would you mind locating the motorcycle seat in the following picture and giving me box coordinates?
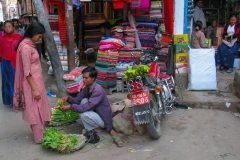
[160,73,171,79]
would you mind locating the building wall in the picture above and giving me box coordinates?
[174,0,185,34]
[0,2,3,21]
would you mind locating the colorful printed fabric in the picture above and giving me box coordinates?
[65,74,83,86]
[66,81,84,93]
[63,67,83,81]
[95,79,116,87]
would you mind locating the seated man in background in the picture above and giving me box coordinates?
[60,66,123,147]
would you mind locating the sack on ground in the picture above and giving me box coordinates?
[187,47,217,90]
[113,113,134,135]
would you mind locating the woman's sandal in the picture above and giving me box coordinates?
[226,68,233,73]
[113,136,123,147]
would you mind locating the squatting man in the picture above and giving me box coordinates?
[59,66,123,147]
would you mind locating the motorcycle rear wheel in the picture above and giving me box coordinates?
[147,93,163,139]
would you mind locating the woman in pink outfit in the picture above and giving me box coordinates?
[13,22,51,144]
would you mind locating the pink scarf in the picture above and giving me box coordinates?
[13,38,35,112]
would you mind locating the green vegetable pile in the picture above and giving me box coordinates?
[41,127,77,153]
[49,101,79,126]
[122,65,150,79]
[55,100,64,109]
[50,109,80,126]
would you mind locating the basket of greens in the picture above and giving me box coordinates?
[41,127,86,153]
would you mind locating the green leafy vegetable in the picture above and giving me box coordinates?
[123,65,150,79]
[41,127,78,153]
[51,109,79,123]
[49,101,80,126]
[55,100,64,109]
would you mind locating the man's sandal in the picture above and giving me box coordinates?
[113,136,123,147]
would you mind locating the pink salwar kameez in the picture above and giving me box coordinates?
[13,38,51,143]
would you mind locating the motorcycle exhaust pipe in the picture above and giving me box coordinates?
[165,105,173,114]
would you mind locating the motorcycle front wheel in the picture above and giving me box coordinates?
[146,93,163,139]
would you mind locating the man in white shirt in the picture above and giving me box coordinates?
[193,0,206,30]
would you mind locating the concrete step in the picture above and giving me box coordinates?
[175,70,240,111]
[175,89,240,111]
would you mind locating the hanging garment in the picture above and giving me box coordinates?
[58,2,67,45]
[43,0,50,16]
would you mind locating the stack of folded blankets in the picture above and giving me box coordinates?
[123,26,136,49]
[98,37,125,52]
[150,1,162,20]
[118,49,143,61]
[48,15,59,31]
[116,61,134,78]
[47,31,69,75]
[95,51,119,87]
[117,49,143,78]
[95,37,125,88]
[95,66,118,87]
[121,22,158,51]
[96,50,119,68]
[111,26,124,40]
[58,45,68,70]
[112,26,136,50]
[137,22,158,51]
[63,67,85,93]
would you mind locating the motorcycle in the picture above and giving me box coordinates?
[126,53,175,139]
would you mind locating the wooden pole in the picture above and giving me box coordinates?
[75,8,80,49]
[65,0,76,72]
[31,0,34,21]
[32,0,68,97]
